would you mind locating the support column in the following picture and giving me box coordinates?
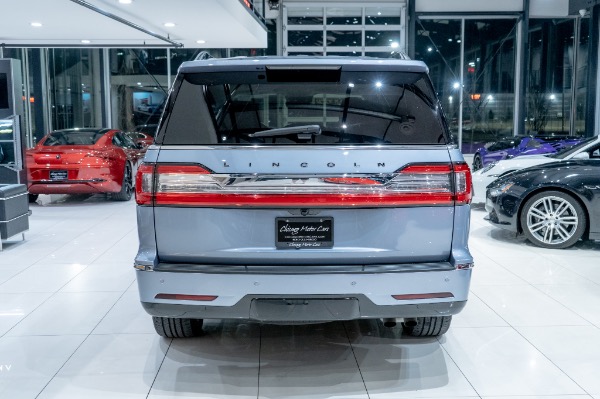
[30,49,46,144]
[585,4,599,137]
[570,17,580,136]
[102,48,111,128]
[407,0,416,59]
[515,0,530,136]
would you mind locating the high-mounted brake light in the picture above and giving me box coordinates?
[136,162,473,208]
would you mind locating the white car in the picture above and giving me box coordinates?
[472,136,600,203]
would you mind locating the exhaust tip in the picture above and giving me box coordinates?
[403,318,418,328]
[383,318,397,328]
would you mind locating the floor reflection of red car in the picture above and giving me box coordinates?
[26,128,144,201]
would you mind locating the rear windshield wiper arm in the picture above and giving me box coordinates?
[249,125,322,138]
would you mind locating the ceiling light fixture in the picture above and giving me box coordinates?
[164,22,176,27]
[81,40,91,44]
[118,0,133,4]
[196,40,206,44]
[30,22,42,27]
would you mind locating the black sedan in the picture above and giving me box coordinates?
[485,160,600,248]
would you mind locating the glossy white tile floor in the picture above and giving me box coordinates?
[1,194,600,399]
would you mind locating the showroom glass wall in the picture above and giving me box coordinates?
[415,14,592,153]
[415,18,518,152]
[527,18,590,137]
[283,3,407,57]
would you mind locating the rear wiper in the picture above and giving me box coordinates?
[249,125,321,139]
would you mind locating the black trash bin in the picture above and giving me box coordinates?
[0,184,29,241]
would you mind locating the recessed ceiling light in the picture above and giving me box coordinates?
[196,40,206,44]
[164,22,176,27]
[118,0,133,4]
[30,22,42,27]
[81,40,91,44]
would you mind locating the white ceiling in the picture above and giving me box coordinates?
[0,0,268,48]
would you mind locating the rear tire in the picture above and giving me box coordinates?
[403,316,452,337]
[153,317,204,338]
[112,163,133,201]
[472,154,483,171]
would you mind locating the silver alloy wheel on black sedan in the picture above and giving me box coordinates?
[520,190,587,249]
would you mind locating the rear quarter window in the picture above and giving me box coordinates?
[43,130,106,146]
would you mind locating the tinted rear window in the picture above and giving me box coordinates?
[157,69,448,145]
[43,130,105,146]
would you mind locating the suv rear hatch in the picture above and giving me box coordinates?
[137,58,470,266]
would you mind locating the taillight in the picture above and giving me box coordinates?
[135,163,155,205]
[137,162,473,207]
[452,162,472,205]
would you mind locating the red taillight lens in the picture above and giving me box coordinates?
[139,162,473,208]
[452,162,472,205]
[135,163,155,205]
[400,164,452,174]
[321,177,383,185]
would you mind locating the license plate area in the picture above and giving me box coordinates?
[49,170,68,181]
[276,217,333,249]
[249,298,359,321]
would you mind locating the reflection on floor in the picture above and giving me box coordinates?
[0,194,599,398]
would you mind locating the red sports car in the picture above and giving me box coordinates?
[27,128,144,201]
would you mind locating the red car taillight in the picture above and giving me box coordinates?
[136,162,472,207]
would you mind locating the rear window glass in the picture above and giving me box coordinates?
[157,70,448,145]
[43,130,105,146]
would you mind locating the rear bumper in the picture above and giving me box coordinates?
[135,266,472,321]
[28,180,120,194]
[142,297,467,321]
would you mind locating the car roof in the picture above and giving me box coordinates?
[178,56,428,74]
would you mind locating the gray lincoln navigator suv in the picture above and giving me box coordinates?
[134,56,473,338]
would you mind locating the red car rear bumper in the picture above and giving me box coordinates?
[28,179,122,194]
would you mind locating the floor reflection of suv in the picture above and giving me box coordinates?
[134,57,474,338]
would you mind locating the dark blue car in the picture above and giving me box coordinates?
[472,135,581,170]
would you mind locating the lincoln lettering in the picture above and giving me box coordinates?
[221,162,386,168]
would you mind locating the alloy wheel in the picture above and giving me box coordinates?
[526,195,578,245]
[124,165,132,197]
